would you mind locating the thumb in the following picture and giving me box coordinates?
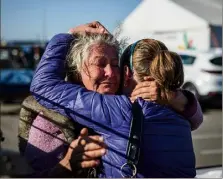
[79,128,88,137]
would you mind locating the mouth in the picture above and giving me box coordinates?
[102,83,116,87]
[101,82,116,85]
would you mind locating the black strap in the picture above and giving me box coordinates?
[121,101,143,177]
[127,101,143,165]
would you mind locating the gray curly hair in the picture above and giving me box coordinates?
[66,33,122,78]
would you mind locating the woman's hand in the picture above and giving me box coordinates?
[59,128,106,172]
[68,21,110,35]
[130,76,159,102]
[130,76,188,112]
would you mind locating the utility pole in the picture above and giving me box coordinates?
[42,8,47,44]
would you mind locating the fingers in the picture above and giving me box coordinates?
[131,79,159,102]
[69,135,106,169]
[130,93,157,102]
[132,86,156,97]
[88,21,101,28]
[84,27,103,34]
[88,135,104,143]
[133,80,156,92]
[68,21,110,35]
[132,82,158,96]
[75,148,106,161]
[71,135,105,150]
[78,160,100,168]
[66,133,106,164]
[71,135,105,155]
[81,135,105,151]
[89,21,110,34]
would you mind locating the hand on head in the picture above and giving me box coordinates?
[130,76,159,102]
[68,21,110,35]
[59,128,106,173]
[130,76,187,111]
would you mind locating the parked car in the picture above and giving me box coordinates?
[175,48,222,105]
[196,166,222,178]
[0,46,34,102]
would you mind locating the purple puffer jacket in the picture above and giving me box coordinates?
[30,33,198,178]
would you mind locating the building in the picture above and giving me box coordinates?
[116,0,222,50]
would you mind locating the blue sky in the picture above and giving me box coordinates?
[1,0,140,41]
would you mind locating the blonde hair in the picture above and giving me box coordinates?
[132,39,184,103]
[66,33,121,82]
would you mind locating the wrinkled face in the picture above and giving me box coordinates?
[80,43,120,94]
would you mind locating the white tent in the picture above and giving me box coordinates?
[116,0,222,50]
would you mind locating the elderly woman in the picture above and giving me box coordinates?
[28,22,202,177]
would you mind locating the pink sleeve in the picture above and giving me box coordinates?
[24,113,67,171]
[27,114,66,153]
[181,90,203,131]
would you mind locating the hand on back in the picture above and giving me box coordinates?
[59,128,106,174]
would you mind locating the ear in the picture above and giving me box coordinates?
[124,65,133,85]
[125,65,133,78]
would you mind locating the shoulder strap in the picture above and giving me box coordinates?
[121,101,143,178]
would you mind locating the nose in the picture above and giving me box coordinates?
[104,64,115,78]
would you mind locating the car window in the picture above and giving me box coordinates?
[210,56,222,66]
[179,55,196,65]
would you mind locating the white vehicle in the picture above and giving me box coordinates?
[174,48,222,104]
[196,166,222,178]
